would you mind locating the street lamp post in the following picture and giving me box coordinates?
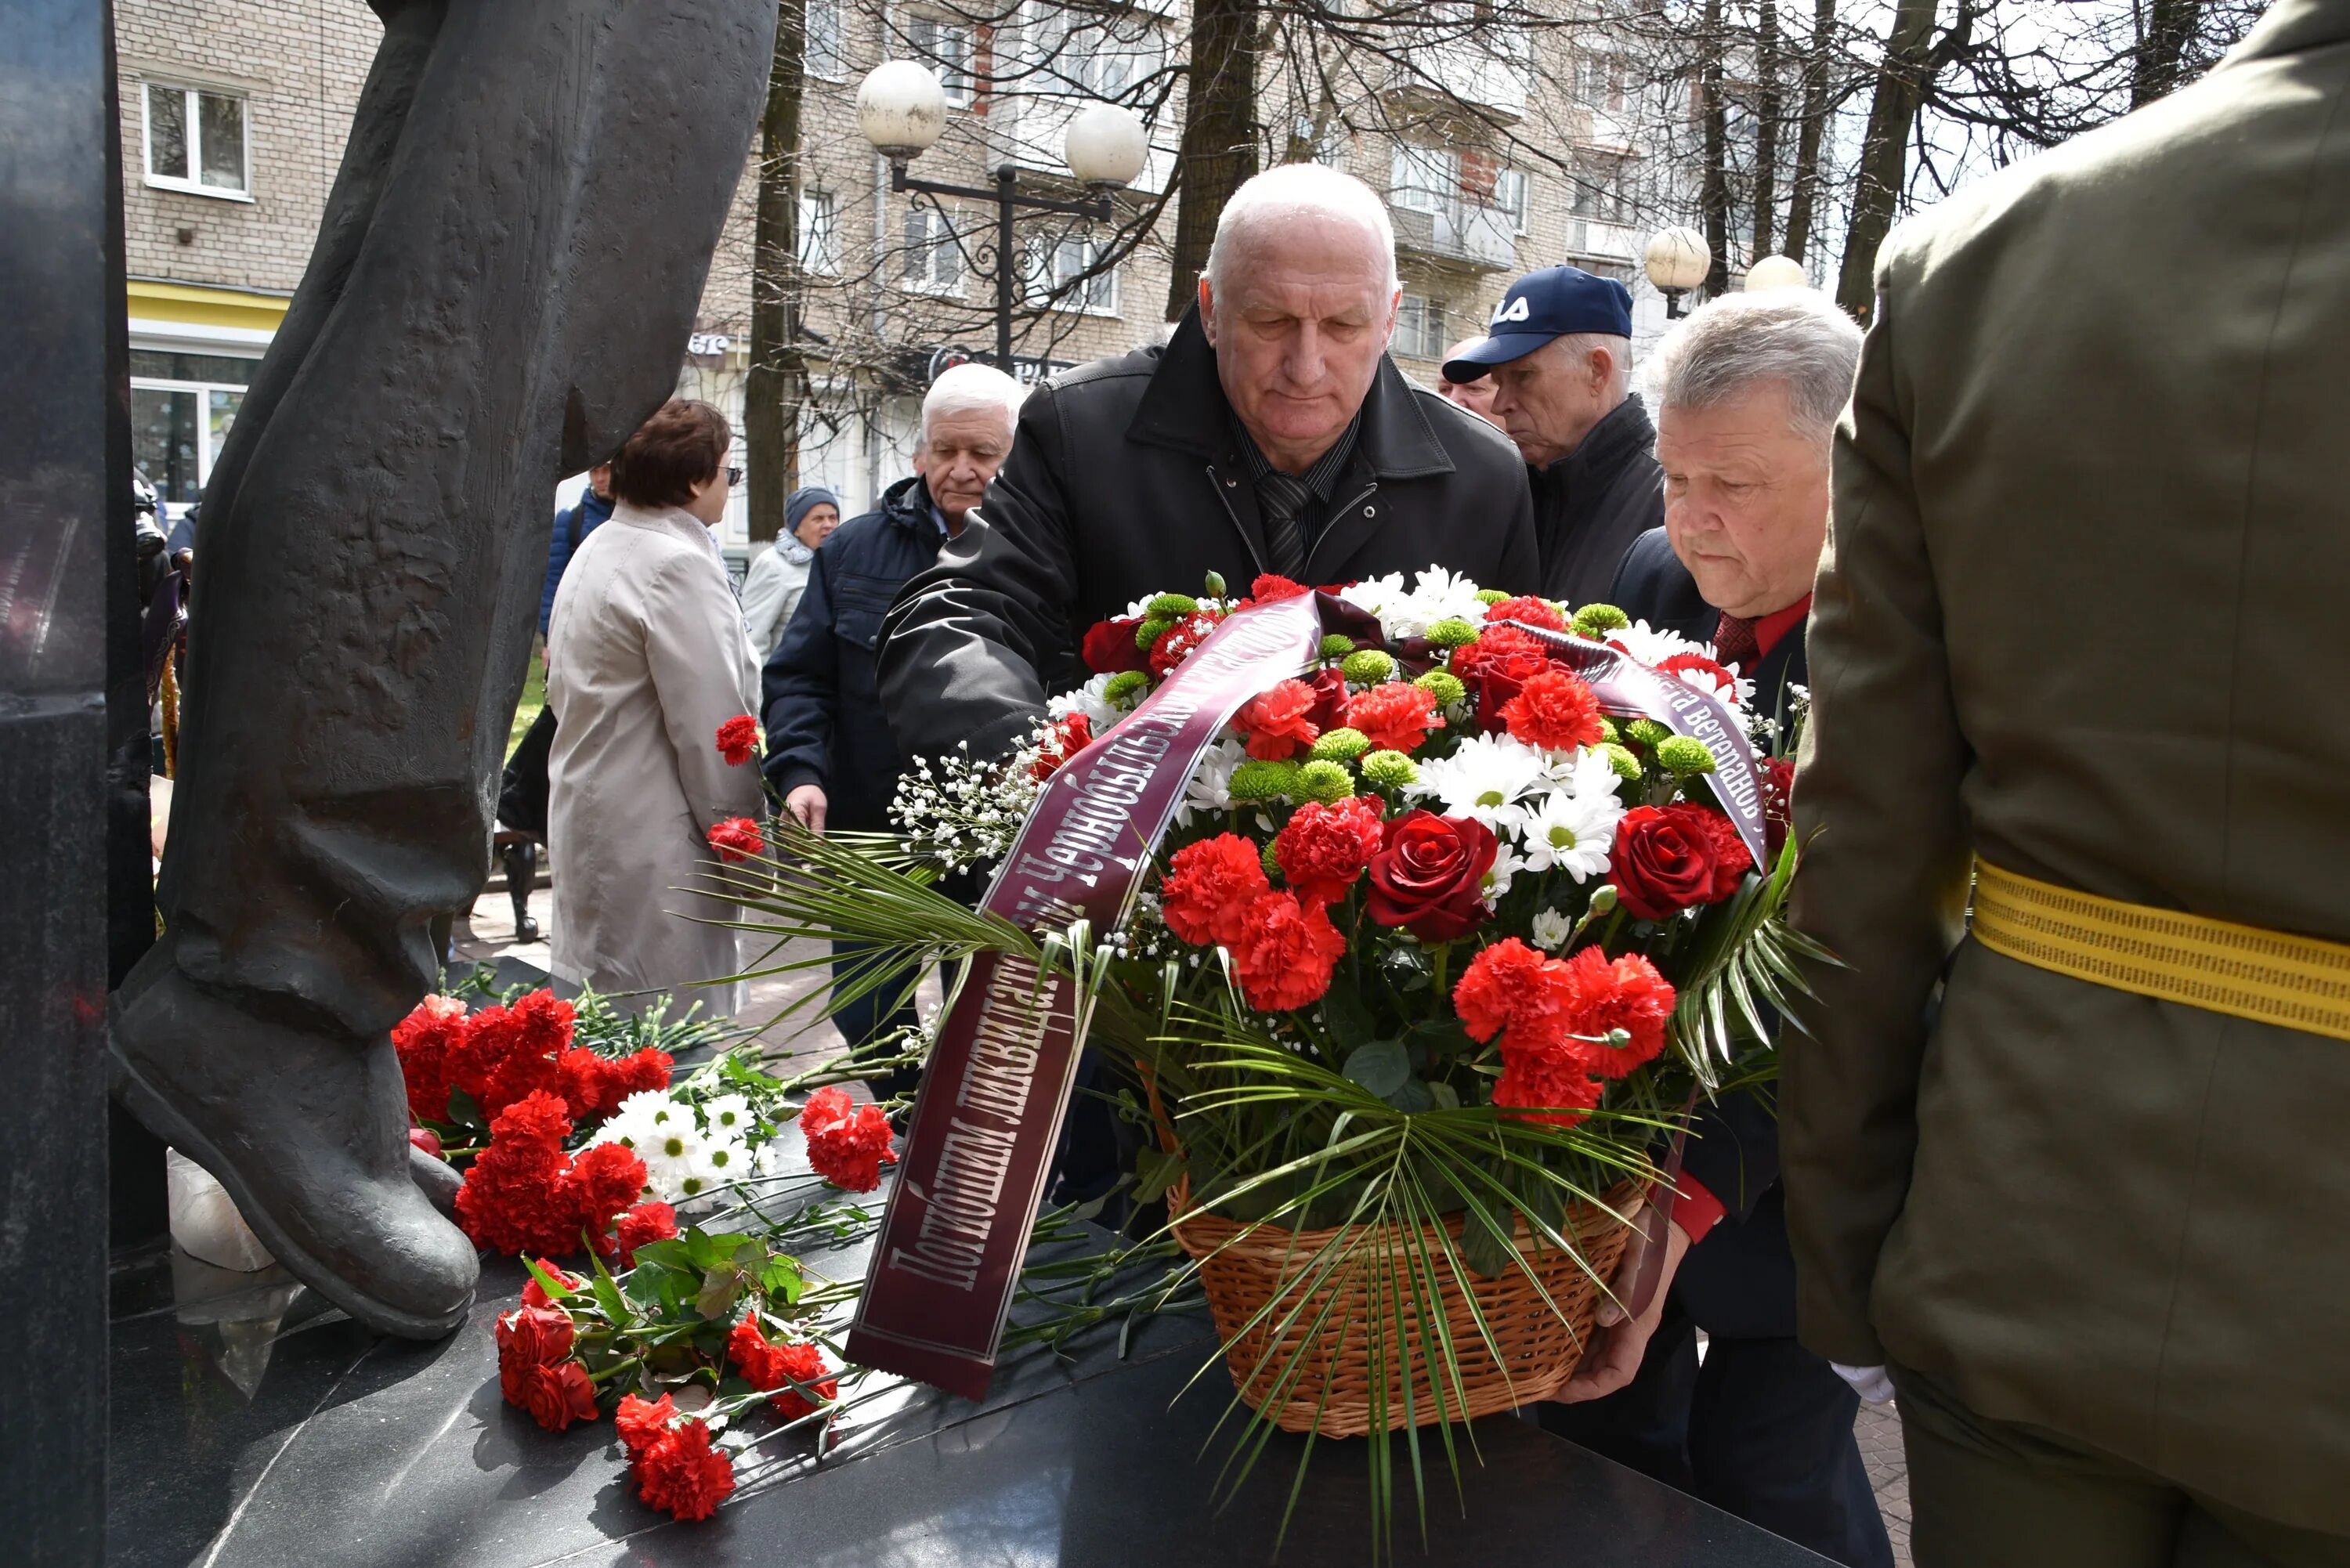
[857,65,1147,375]
[1643,226,1712,320]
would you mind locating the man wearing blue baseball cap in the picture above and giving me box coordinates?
[1444,264,1661,606]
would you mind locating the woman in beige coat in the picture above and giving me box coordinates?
[546,400,762,1017]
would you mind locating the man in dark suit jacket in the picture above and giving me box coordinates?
[1539,290,1889,1568]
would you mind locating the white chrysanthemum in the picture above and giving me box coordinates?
[1335,571,1409,635]
[1408,732,1549,832]
[1674,663,1755,710]
[1484,838,1530,901]
[677,1136,752,1210]
[1531,908,1573,952]
[1398,566,1486,630]
[1519,783,1624,883]
[636,1118,709,1206]
[1611,619,1715,669]
[1122,594,1159,619]
[1175,735,1249,828]
[589,1089,687,1156]
[1047,671,1120,730]
[699,1093,754,1140]
[1339,566,1485,641]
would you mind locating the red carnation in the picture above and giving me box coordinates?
[1029,712,1093,781]
[569,1140,651,1230]
[1608,804,1753,920]
[1274,796,1384,905]
[1345,681,1442,754]
[1492,1055,1605,1128]
[728,1316,840,1421]
[707,817,765,863]
[614,1201,678,1268]
[715,714,761,765]
[1452,937,1580,1059]
[1249,574,1311,602]
[1230,891,1346,1011]
[634,1418,735,1521]
[1483,595,1569,632]
[1364,811,1496,942]
[1558,947,1676,1077]
[1148,610,1226,677]
[1657,651,1741,694]
[453,989,577,1121]
[1235,679,1321,759]
[392,994,470,1126]
[799,1085,899,1191]
[559,1046,674,1125]
[1499,669,1607,751]
[521,1260,586,1309]
[1082,617,1150,674]
[455,1090,650,1257]
[1158,834,1271,946]
[615,1392,677,1457]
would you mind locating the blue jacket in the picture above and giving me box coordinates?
[540,488,615,634]
[1611,526,1808,1340]
[761,475,952,833]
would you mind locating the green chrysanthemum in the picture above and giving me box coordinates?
[1341,649,1396,684]
[1135,616,1173,650]
[1358,750,1419,789]
[1625,717,1674,750]
[1598,742,1644,781]
[1311,727,1372,761]
[1655,735,1718,775]
[1227,759,1300,803]
[1146,592,1198,618]
[1318,633,1358,659]
[1596,715,1620,745]
[1103,670,1149,707]
[1260,839,1283,880]
[1572,602,1631,637]
[1473,589,1509,605]
[1424,617,1480,649]
[1415,669,1467,706]
[1296,759,1354,803]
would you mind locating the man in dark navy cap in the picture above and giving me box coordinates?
[1444,265,1661,606]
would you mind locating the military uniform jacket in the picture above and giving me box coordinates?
[1785,0,2350,1534]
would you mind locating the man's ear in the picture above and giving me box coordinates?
[1197,276,1217,345]
[1383,287,1401,350]
[1589,342,1618,392]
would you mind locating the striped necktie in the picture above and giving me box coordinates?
[1256,470,1311,580]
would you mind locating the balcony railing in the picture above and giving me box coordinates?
[1391,200,1520,271]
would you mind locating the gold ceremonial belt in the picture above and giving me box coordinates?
[1972,858,2350,1042]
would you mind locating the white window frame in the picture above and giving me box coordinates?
[128,349,260,502]
[805,0,847,81]
[1025,234,1120,316]
[1493,168,1531,235]
[898,205,965,295]
[798,190,839,275]
[1389,143,1459,215]
[1394,293,1447,360]
[908,15,974,107]
[1023,3,1164,99]
[141,80,252,201]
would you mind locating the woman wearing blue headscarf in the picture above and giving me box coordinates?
[740,485,840,656]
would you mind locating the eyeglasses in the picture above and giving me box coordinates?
[725,466,743,487]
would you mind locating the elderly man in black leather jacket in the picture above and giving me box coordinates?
[880,164,1537,764]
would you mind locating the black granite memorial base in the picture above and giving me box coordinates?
[110,1241,1830,1567]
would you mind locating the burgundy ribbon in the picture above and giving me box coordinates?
[847,593,1325,1397]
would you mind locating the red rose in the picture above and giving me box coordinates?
[1235,679,1320,759]
[1159,835,1271,946]
[1274,796,1384,905]
[496,1304,580,1418]
[1231,891,1347,1011]
[1302,667,1352,732]
[799,1084,898,1191]
[1759,755,1795,863]
[1249,574,1311,602]
[616,1392,678,1457]
[1559,948,1676,1077]
[1082,617,1150,674]
[634,1418,735,1521]
[707,817,765,863]
[714,714,760,765]
[1498,670,1606,751]
[1452,937,1578,1057]
[1345,681,1442,753]
[1451,627,1552,726]
[1657,651,1741,695]
[407,1126,443,1158]
[1149,610,1226,677]
[1364,811,1496,941]
[1482,595,1569,632]
[1607,804,1753,920]
[614,1200,678,1268]
[515,1359,599,1432]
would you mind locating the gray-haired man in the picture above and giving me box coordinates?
[1540,290,1892,1568]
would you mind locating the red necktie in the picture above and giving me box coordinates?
[1712,611,1759,672]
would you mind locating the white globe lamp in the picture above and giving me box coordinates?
[1063,104,1148,190]
[1744,255,1810,292]
[1643,226,1712,294]
[856,61,949,161]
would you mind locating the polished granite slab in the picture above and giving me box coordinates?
[110,1244,1831,1567]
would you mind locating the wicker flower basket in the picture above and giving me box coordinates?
[1168,1177,1647,1439]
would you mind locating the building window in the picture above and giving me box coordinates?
[143,81,249,197]
[901,206,963,291]
[1573,52,1626,112]
[1494,168,1530,234]
[806,0,846,80]
[1390,143,1459,214]
[1290,114,1348,168]
[130,349,256,504]
[1394,294,1448,360]
[1026,4,1162,99]
[1025,235,1119,316]
[1569,155,1630,223]
[908,16,974,106]
[799,190,838,274]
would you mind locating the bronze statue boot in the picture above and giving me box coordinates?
[110,970,479,1339]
